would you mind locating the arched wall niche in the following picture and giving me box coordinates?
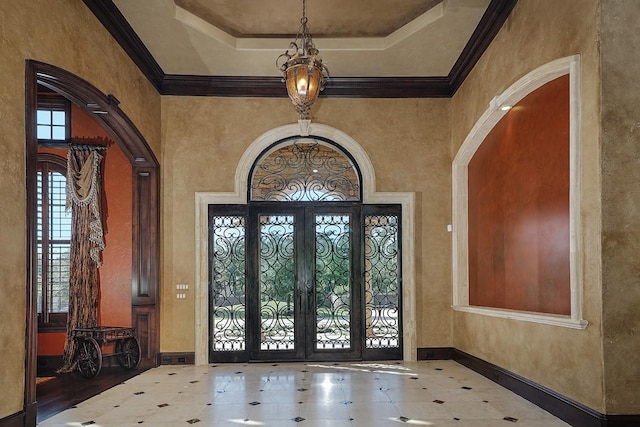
[24,60,160,421]
[195,122,417,363]
[451,55,587,329]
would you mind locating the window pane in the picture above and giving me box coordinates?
[51,125,66,140]
[38,163,71,318]
[37,110,51,125]
[52,110,65,126]
[36,172,43,240]
[48,243,70,313]
[48,172,71,239]
[37,125,51,139]
[37,108,67,141]
[36,243,43,314]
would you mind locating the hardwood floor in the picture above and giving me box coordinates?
[36,367,145,423]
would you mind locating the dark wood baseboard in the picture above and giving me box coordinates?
[605,415,640,427]
[416,347,454,360]
[417,347,640,427]
[451,349,604,427]
[0,410,23,427]
[158,352,195,365]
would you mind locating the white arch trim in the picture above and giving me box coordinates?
[195,122,417,364]
[451,55,587,329]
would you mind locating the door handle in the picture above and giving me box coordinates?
[307,287,313,315]
[298,291,303,314]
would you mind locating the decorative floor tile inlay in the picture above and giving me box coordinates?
[37,361,572,427]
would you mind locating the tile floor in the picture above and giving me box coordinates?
[38,360,571,427]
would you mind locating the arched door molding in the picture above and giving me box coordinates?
[195,122,416,364]
[24,60,160,423]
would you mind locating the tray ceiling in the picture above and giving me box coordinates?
[85,0,517,97]
[112,0,491,77]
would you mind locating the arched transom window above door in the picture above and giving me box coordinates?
[249,137,362,202]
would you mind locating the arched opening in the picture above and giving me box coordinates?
[24,61,160,422]
[195,123,417,364]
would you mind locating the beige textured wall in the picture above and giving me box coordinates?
[450,0,604,411]
[160,96,452,352]
[600,0,640,414]
[0,0,160,419]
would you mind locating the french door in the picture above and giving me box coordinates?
[209,203,401,362]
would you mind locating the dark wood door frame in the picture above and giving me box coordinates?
[24,60,160,426]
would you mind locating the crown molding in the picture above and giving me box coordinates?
[159,74,453,98]
[83,0,518,98]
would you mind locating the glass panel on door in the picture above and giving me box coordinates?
[210,215,246,353]
[364,213,401,350]
[314,214,351,350]
[259,215,296,351]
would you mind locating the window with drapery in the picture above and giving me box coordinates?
[37,154,71,329]
[57,144,107,373]
[36,91,72,329]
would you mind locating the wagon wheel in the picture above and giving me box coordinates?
[76,337,102,378]
[115,337,141,369]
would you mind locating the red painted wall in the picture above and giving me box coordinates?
[37,104,133,355]
[468,75,570,315]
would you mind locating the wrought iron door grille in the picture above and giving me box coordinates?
[364,214,400,349]
[314,214,352,350]
[250,141,360,202]
[210,215,246,352]
[259,215,296,350]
